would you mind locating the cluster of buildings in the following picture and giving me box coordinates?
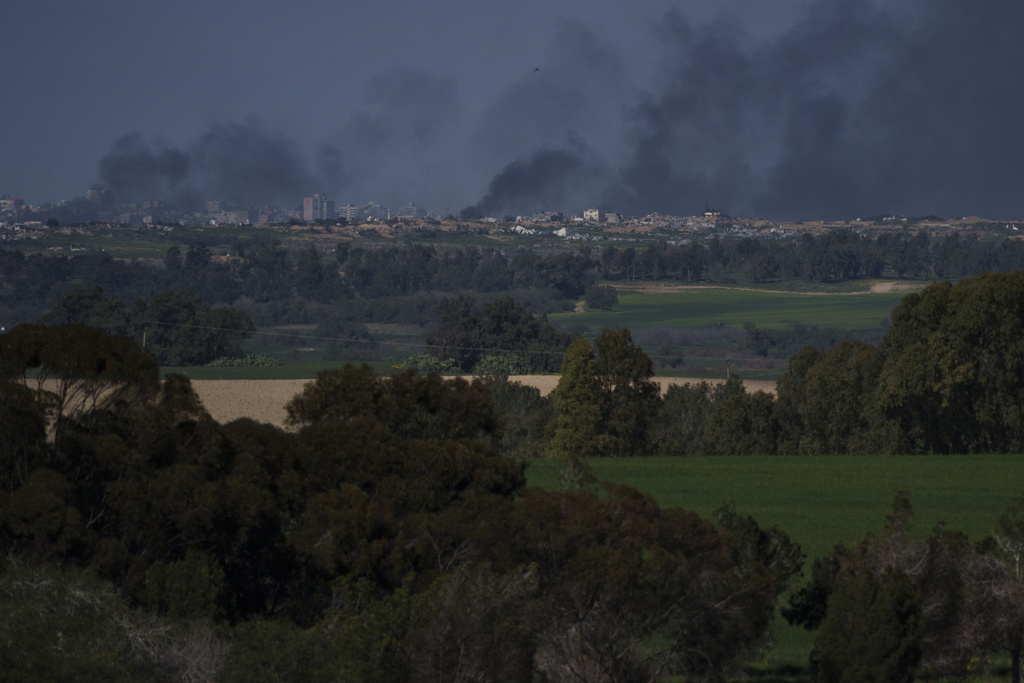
[3,185,666,231]
[0,186,441,228]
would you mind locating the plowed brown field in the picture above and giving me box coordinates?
[191,376,776,429]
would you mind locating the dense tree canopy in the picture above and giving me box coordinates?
[0,330,805,679]
[877,271,1024,453]
[131,289,254,366]
[11,315,1024,677]
[425,294,573,373]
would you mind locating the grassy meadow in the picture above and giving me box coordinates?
[527,454,1024,672]
[551,286,909,333]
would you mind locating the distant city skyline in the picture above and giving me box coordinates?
[4,1,1024,221]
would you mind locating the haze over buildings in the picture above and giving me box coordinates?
[3,0,1024,222]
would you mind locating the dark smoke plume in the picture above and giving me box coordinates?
[98,133,189,202]
[461,144,607,219]
[99,120,344,208]
[338,67,461,208]
[612,0,1024,219]
[469,0,1024,221]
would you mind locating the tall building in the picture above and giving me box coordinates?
[302,194,334,222]
[339,204,360,222]
[393,202,426,219]
[86,184,110,205]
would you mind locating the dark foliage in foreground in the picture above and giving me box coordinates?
[0,327,798,680]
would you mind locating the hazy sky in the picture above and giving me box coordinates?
[3,0,1022,220]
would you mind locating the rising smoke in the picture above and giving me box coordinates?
[99,120,344,209]
[461,142,609,219]
[468,0,1024,220]
[96,0,1024,221]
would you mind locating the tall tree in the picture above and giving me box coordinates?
[594,328,659,457]
[131,289,254,366]
[547,339,606,462]
[957,501,1024,683]
[810,565,924,683]
[877,272,1024,453]
[798,340,882,455]
[0,323,159,442]
[37,286,130,337]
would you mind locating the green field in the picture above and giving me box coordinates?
[527,455,1022,561]
[551,286,910,333]
[526,455,1024,672]
[186,285,917,381]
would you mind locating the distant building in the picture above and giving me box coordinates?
[339,203,360,222]
[303,194,335,222]
[215,209,253,225]
[360,202,389,221]
[523,211,563,223]
[583,208,604,222]
[605,213,622,224]
[393,202,426,219]
[86,184,110,206]
[0,196,25,213]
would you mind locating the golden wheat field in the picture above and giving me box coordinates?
[191,377,777,429]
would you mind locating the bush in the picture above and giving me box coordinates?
[584,284,618,310]
[474,352,531,377]
[206,354,281,368]
[403,353,460,374]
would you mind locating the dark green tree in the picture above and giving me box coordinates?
[957,501,1024,683]
[285,365,503,444]
[797,340,882,455]
[547,338,606,463]
[651,381,715,456]
[876,272,1024,453]
[0,378,47,490]
[0,561,211,682]
[131,289,254,366]
[37,285,130,337]
[481,375,553,459]
[594,327,660,457]
[584,284,618,310]
[424,293,481,371]
[787,492,975,679]
[704,389,779,455]
[810,565,923,683]
[499,485,797,681]
[774,345,822,454]
[0,323,159,443]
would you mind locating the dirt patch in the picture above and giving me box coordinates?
[868,281,922,294]
[190,376,776,430]
[192,379,310,428]
[620,281,922,296]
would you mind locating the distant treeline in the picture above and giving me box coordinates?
[542,271,1024,457]
[3,229,1024,328]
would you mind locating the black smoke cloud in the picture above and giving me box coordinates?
[97,1,1024,221]
[469,0,1024,221]
[338,68,461,207]
[460,22,631,217]
[461,143,608,219]
[100,120,345,208]
[98,133,189,202]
